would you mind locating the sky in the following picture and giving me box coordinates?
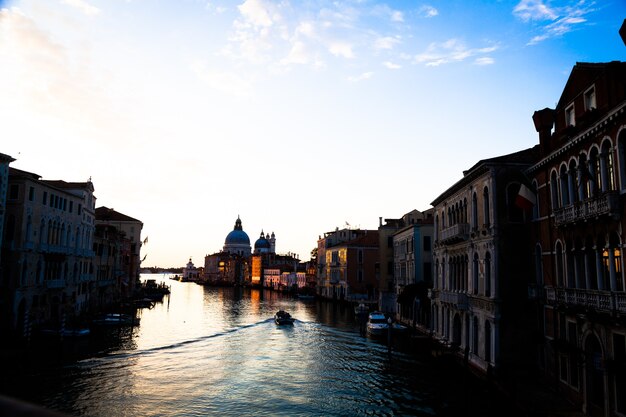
[1,0,625,267]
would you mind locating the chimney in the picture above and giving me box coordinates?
[379,217,383,227]
[532,108,555,154]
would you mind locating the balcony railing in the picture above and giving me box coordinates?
[545,287,626,314]
[553,192,619,226]
[427,289,439,299]
[440,223,470,244]
[439,290,469,310]
[45,279,66,289]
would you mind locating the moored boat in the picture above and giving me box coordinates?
[92,313,140,327]
[274,310,295,325]
[366,311,389,336]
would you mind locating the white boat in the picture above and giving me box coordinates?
[366,312,389,336]
[92,313,140,327]
[274,310,295,325]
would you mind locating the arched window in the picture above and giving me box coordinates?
[565,240,575,288]
[434,215,439,241]
[610,232,623,292]
[590,147,602,195]
[578,153,590,200]
[473,253,479,294]
[25,215,32,244]
[556,241,565,287]
[601,140,615,191]
[485,252,491,297]
[560,164,570,206]
[472,192,478,230]
[550,170,560,209]
[472,316,479,354]
[483,187,490,227]
[568,159,578,204]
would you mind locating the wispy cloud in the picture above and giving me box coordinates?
[374,36,400,50]
[513,0,595,45]
[348,71,373,82]
[474,57,495,65]
[328,41,354,58]
[414,39,499,67]
[383,61,401,69]
[61,0,101,16]
[419,5,439,18]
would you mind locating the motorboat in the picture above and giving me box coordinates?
[366,311,389,336]
[92,313,140,327]
[274,310,295,325]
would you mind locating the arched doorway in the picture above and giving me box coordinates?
[584,333,605,416]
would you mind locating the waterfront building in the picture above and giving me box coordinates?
[1,168,96,337]
[393,210,434,328]
[527,61,626,416]
[182,257,200,281]
[92,222,130,312]
[0,153,15,271]
[430,146,539,374]
[95,207,143,299]
[317,228,378,301]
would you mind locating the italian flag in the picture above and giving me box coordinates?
[515,183,536,211]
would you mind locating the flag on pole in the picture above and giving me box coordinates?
[515,184,536,211]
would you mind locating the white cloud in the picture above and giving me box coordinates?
[383,61,401,69]
[513,0,556,22]
[374,36,400,50]
[420,5,439,18]
[328,41,354,58]
[474,57,495,65]
[414,38,499,66]
[348,71,373,82]
[514,0,595,45]
[61,0,100,16]
[390,10,404,22]
[237,0,277,28]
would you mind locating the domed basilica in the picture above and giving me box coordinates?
[223,216,252,256]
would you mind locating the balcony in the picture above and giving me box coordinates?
[45,279,66,289]
[440,223,470,244]
[553,192,620,227]
[440,290,468,310]
[545,287,626,314]
[427,289,439,299]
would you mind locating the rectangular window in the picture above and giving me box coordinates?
[9,184,18,200]
[69,201,73,213]
[78,204,82,215]
[584,86,596,111]
[43,191,47,205]
[565,104,575,127]
[424,236,431,251]
[357,269,363,283]
[28,186,34,201]
[423,262,432,282]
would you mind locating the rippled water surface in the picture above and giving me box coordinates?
[3,274,514,416]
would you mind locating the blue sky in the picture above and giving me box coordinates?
[1,0,625,267]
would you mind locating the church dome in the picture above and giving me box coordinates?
[224,216,250,246]
[254,231,271,249]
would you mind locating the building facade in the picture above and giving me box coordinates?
[1,168,96,337]
[527,61,626,417]
[95,207,143,299]
[393,214,433,327]
[0,153,15,271]
[430,147,539,375]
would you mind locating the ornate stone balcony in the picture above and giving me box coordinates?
[553,191,620,226]
[545,287,626,314]
[440,223,470,244]
[439,290,469,310]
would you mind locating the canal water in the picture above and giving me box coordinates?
[2,274,518,416]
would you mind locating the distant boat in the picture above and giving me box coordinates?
[274,310,295,325]
[366,312,408,336]
[92,313,140,327]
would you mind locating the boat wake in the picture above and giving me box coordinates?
[78,318,277,364]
